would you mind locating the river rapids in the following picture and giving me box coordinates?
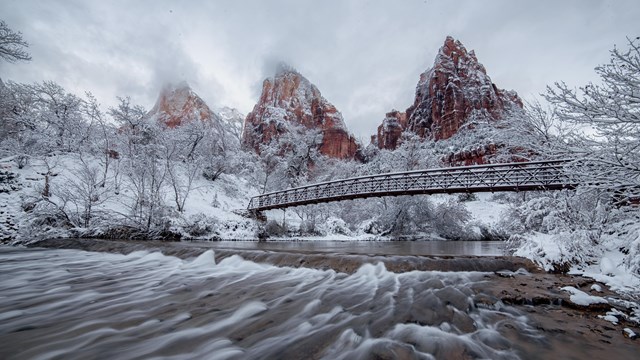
[0,246,558,360]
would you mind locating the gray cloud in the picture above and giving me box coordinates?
[1,0,638,140]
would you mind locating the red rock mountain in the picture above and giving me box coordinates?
[146,82,244,145]
[373,110,408,151]
[375,36,522,150]
[242,68,360,160]
[147,82,216,128]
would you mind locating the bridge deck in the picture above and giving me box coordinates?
[247,159,576,212]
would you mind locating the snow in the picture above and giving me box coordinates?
[590,284,603,292]
[560,286,609,306]
[512,229,640,298]
[513,232,563,272]
[600,314,619,324]
[571,246,640,296]
[463,193,508,226]
[623,328,637,339]
[597,308,626,325]
[1,154,260,243]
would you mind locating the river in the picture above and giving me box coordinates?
[183,240,506,257]
[0,242,637,359]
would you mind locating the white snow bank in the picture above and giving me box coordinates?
[463,193,509,226]
[560,286,609,306]
[512,232,563,272]
[571,252,640,296]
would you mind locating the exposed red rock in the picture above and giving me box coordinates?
[147,82,215,128]
[444,144,499,166]
[242,68,360,160]
[376,36,523,152]
[372,110,407,150]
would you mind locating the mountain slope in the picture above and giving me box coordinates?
[242,67,360,160]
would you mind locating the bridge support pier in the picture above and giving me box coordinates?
[248,210,267,222]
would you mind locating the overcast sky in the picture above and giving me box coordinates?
[1,0,638,141]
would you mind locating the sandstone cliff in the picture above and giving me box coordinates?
[376,36,522,152]
[146,82,243,142]
[242,67,360,160]
[148,82,216,128]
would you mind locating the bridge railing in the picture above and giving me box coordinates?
[248,159,575,211]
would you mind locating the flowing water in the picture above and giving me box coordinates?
[185,240,506,257]
[0,246,551,360]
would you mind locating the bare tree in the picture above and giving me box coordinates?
[0,20,31,63]
[27,81,86,152]
[546,37,640,202]
[56,155,112,227]
[108,96,148,157]
[158,128,201,213]
[83,92,115,187]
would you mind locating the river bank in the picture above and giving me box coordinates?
[3,239,638,359]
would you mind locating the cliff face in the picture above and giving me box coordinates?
[147,82,216,128]
[376,36,522,151]
[146,83,244,145]
[372,110,407,150]
[242,68,360,160]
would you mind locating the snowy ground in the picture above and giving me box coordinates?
[0,154,260,242]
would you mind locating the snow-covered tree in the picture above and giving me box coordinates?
[0,20,31,63]
[0,81,95,166]
[55,155,112,228]
[28,81,88,152]
[500,38,640,275]
[256,123,323,192]
[82,92,117,188]
[157,123,204,213]
[490,100,573,162]
[546,37,640,201]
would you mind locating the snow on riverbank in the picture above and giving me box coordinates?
[513,227,640,299]
[3,155,639,300]
[0,154,260,243]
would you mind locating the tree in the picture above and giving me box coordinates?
[157,124,202,213]
[489,100,573,162]
[500,38,640,274]
[27,81,87,152]
[55,155,112,228]
[0,20,31,63]
[83,92,116,188]
[256,124,323,193]
[546,37,640,202]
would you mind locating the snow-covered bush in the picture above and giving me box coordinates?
[432,199,473,240]
[298,219,319,236]
[318,216,352,236]
[457,193,477,202]
[508,231,600,273]
[0,170,20,193]
[265,220,287,237]
[358,219,384,235]
[183,213,219,237]
[500,190,624,272]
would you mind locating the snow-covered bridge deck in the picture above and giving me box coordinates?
[247,159,575,212]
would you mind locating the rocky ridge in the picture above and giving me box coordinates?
[146,82,243,142]
[375,36,523,154]
[147,82,217,128]
[241,67,360,160]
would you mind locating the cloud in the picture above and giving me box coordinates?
[1,0,639,139]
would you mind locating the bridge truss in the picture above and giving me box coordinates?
[247,159,576,212]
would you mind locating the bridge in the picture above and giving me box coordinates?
[247,159,576,212]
